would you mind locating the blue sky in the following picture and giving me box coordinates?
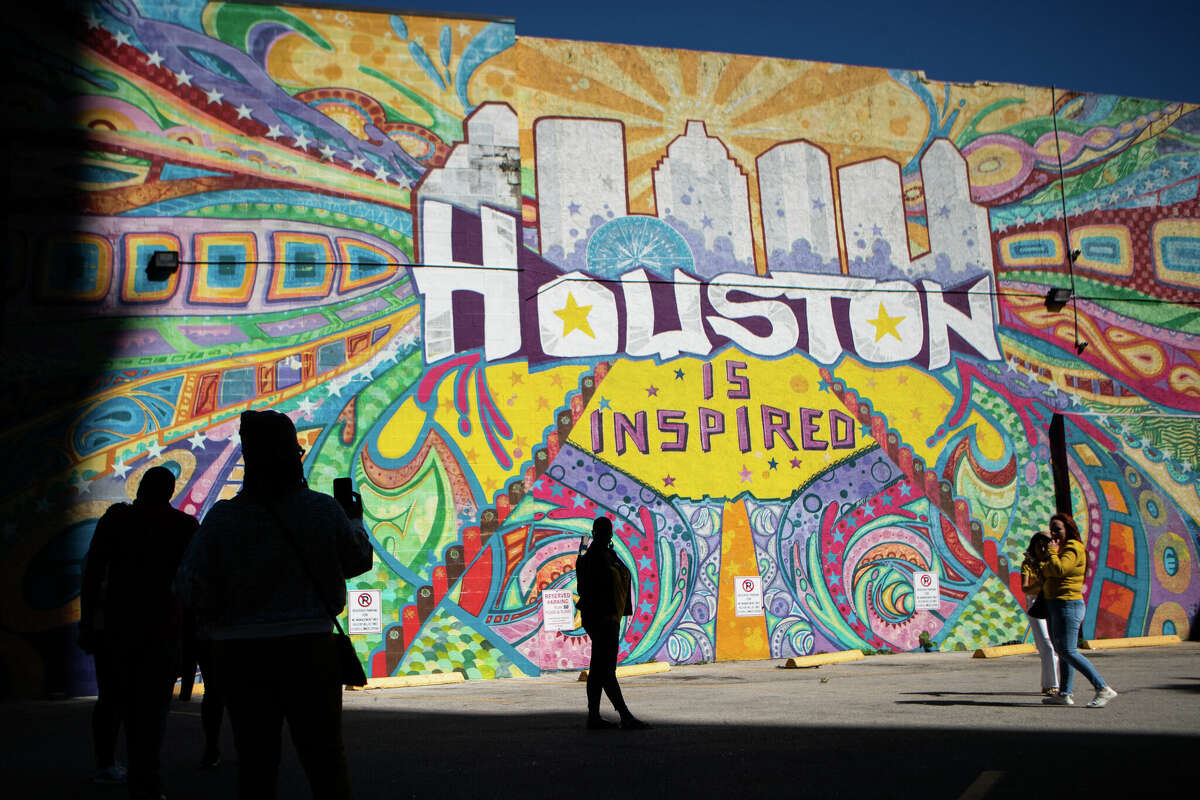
[349,0,1199,103]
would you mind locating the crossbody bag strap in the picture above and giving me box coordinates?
[257,498,348,636]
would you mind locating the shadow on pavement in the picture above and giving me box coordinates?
[2,701,1195,799]
[895,698,1047,708]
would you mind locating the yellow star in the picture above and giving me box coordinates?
[554,293,595,338]
[867,303,905,342]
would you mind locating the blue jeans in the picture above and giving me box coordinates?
[1046,598,1107,695]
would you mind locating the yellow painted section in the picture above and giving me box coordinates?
[566,350,872,500]
[715,500,770,662]
[377,362,587,502]
[257,8,516,126]
[834,357,1005,465]
[1072,443,1102,467]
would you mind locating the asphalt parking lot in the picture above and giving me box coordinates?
[3,643,1198,799]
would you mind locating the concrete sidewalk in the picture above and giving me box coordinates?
[3,643,1198,798]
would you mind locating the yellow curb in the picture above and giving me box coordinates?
[783,649,866,668]
[1081,634,1182,650]
[347,672,466,691]
[973,643,1037,659]
[578,661,671,681]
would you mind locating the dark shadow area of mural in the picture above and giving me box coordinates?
[3,702,1196,798]
[0,8,109,698]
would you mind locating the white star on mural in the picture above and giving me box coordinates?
[373,165,390,182]
[325,376,351,398]
[113,30,131,47]
[320,144,336,160]
[85,12,103,29]
[147,440,165,459]
[174,68,193,86]
[111,459,130,479]
[348,155,366,171]
[266,124,284,139]
[146,50,164,67]
[294,133,311,150]
[204,87,224,105]
[188,431,207,450]
[296,397,318,417]
[235,103,254,120]
[72,474,93,496]
[229,431,241,448]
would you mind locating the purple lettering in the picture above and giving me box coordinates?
[726,360,750,399]
[800,408,828,450]
[702,361,714,400]
[830,409,856,449]
[590,408,604,453]
[761,405,797,450]
[698,407,725,452]
[657,409,689,452]
[735,406,751,453]
[613,411,649,455]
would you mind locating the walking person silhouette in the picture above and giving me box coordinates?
[574,516,647,730]
[79,465,198,799]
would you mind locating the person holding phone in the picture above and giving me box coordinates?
[574,516,647,730]
[1040,512,1118,708]
[1019,532,1058,696]
[176,410,372,798]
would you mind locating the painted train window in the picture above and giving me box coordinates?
[316,340,346,375]
[219,366,257,408]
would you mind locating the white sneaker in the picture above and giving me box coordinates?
[1086,686,1118,708]
[93,764,127,785]
[1042,693,1074,705]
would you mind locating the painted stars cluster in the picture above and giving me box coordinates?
[81,7,398,184]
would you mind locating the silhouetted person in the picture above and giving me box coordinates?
[79,465,198,799]
[78,580,124,786]
[176,410,372,799]
[178,607,225,767]
[575,516,647,730]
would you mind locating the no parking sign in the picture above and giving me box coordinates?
[734,575,764,617]
[912,571,940,611]
[348,589,382,634]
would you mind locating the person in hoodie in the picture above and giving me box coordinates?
[1040,512,1118,709]
[176,410,372,799]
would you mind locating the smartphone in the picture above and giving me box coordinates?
[333,477,353,508]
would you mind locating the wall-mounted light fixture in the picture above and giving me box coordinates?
[146,250,180,281]
[1044,287,1072,312]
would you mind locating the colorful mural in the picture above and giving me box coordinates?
[1,1,1198,697]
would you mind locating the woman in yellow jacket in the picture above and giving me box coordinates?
[1041,513,1118,708]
